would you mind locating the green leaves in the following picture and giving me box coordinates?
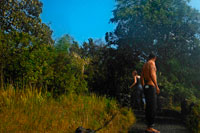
[109,0,200,89]
[55,34,72,54]
[0,0,54,89]
[0,0,53,44]
[111,0,200,54]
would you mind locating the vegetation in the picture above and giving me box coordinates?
[0,0,200,132]
[0,86,135,132]
[107,0,200,102]
[186,103,200,133]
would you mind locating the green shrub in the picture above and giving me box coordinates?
[187,104,200,133]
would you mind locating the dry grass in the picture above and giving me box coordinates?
[0,85,135,132]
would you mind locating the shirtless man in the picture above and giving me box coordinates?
[141,53,160,133]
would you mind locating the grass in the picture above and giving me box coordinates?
[0,85,135,132]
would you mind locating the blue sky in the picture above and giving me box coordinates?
[41,0,200,44]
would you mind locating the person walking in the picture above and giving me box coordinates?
[129,70,145,110]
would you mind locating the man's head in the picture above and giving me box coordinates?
[148,53,157,61]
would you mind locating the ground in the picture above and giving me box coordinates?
[129,110,189,133]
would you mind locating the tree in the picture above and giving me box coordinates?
[0,0,53,88]
[0,0,53,44]
[51,35,88,94]
[110,0,200,88]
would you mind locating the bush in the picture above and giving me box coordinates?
[158,74,195,106]
[187,103,200,133]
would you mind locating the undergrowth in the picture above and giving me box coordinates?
[0,85,135,132]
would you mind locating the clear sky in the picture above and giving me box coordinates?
[40,0,200,44]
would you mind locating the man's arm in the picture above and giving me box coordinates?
[149,62,160,94]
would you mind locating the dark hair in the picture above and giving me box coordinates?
[148,53,156,60]
[132,70,137,75]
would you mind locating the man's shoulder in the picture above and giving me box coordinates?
[147,60,155,66]
[143,61,155,68]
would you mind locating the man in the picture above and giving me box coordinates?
[141,53,160,133]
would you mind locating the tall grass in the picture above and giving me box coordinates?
[0,85,135,132]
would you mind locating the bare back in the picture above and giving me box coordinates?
[141,60,157,87]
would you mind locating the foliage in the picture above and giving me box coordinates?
[0,22,88,94]
[187,103,200,133]
[0,86,135,132]
[0,31,53,88]
[0,0,53,44]
[1,0,200,117]
[102,0,200,108]
[0,0,53,89]
[81,39,140,97]
[0,0,93,96]
[109,0,200,89]
[158,74,195,104]
[50,35,88,94]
